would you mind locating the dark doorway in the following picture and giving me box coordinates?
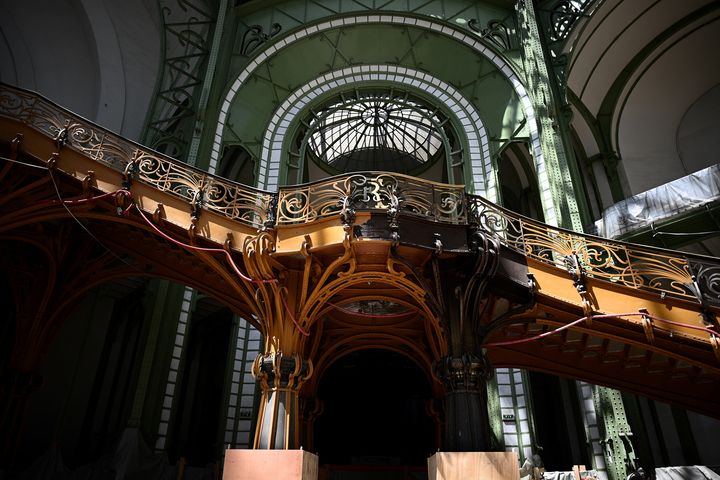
[528,372,590,471]
[314,349,435,478]
[170,306,233,467]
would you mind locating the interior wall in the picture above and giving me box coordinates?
[0,0,161,141]
[676,84,720,177]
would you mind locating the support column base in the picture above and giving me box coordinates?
[427,451,519,480]
[222,450,318,480]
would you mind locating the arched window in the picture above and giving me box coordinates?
[294,91,462,181]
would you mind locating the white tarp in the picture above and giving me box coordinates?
[543,471,603,480]
[595,164,720,239]
[655,466,720,480]
[542,473,577,480]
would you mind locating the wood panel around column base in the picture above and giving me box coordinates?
[223,449,318,480]
[427,451,520,480]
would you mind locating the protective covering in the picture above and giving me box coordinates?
[655,466,720,480]
[541,471,603,480]
[595,164,720,239]
[541,473,577,480]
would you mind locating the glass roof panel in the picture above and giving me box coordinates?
[307,94,444,173]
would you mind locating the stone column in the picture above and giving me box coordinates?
[434,353,493,451]
[252,352,312,449]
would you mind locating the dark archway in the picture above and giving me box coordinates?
[528,372,590,471]
[314,349,436,474]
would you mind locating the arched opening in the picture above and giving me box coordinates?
[497,142,544,220]
[290,89,464,186]
[314,349,436,477]
[527,372,590,471]
[218,144,256,186]
[168,296,234,467]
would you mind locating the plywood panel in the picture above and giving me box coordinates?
[428,451,520,480]
[223,450,318,480]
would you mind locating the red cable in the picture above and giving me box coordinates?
[645,312,719,335]
[40,189,129,207]
[132,204,275,284]
[133,202,309,336]
[51,188,720,343]
[49,186,274,285]
[483,312,719,348]
[280,290,310,337]
[483,315,590,347]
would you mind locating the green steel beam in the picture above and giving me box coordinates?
[517,0,582,231]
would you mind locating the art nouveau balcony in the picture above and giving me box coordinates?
[1,84,719,454]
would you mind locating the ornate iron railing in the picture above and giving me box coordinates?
[1,83,719,310]
[0,84,273,228]
[468,194,720,310]
[276,173,466,226]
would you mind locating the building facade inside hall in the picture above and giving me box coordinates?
[1,0,720,479]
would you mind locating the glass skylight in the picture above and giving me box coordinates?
[306,95,444,173]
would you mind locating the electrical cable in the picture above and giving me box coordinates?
[652,230,720,237]
[48,171,136,267]
[40,189,122,207]
[482,311,719,348]
[132,203,276,285]
[0,155,48,169]
[9,155,717,342]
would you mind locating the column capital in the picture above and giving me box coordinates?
[253,352,313,391]
[433,353,490,393]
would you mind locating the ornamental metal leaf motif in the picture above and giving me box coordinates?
[240,23,282,56]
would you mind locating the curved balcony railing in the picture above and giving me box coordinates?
[277,172,466,225]
[0,84,274,228]
[469,195,720,310]
[1,82,719,311]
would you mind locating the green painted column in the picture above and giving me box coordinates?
[594,385,637,480]
[517,4,639,479]
[517,0,582,231]
[486,374,505,451]
[186,0,230,167]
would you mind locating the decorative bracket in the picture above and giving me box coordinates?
[54,120,70,149]
[189,186,204,234]
[639,308,654,345]
[122,153,140,189]
[688,263,719,329]
[565,253,593,321]
[82,170,95,196]
[263,193,278,231]
[339,194,356,231]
